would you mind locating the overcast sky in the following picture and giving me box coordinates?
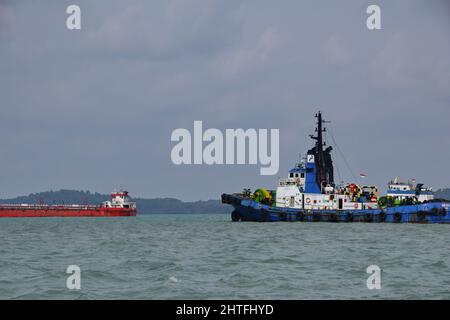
[1,0,449,200]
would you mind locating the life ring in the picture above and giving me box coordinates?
[306,198,311,204]
[354,203,359,209]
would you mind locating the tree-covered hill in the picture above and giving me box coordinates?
[435,188,450,200]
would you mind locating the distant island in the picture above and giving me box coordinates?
[435,188,450,200]
[1,188,448,215]
[0,190,229,214]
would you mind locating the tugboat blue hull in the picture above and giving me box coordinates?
[222,194,450,223]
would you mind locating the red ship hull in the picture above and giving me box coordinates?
[0,206,137,218]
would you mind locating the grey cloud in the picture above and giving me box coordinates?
[321,35,353,65]
[84,0,243,60]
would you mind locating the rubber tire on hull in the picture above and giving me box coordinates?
[347,213,353,222]
[297,212,305,221]
[231,210,242,222]
[260,209,269,222]
[417,211,426,222]
[279,212,287,220]
[394,212,402,223]
[329,213,338,222]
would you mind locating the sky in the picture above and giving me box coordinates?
[0,0,449,200]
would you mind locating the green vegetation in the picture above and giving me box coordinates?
[377,196,418,208]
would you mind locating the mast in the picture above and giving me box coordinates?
[317,111,324,172]
[309,111,333,189]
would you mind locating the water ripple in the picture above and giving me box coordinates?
[0,214,449,299]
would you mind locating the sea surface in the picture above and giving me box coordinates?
[0,214,449,299]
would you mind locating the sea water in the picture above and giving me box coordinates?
[0,214,448,299]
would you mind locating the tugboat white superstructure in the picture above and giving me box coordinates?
[222,112,449,223]
[387,177,434,203]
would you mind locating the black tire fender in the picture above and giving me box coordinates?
[417,211,426,221]
[313,212,321,222]
[260,209,269,222]
[347,212,353,222]
[298,212,305,221]
[231,210,241,222]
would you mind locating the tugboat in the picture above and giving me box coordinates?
[221,112,449,223]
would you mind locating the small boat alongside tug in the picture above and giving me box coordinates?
[222,112,449,223]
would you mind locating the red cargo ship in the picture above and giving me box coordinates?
[0,190,137,218]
